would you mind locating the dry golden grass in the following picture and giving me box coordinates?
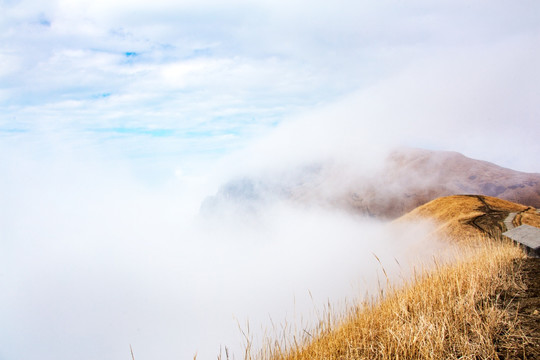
[515,208,540,228]
[396,195,490,239]
[396,195,538,241]
[224,195,539,360]
[242,238,526,360]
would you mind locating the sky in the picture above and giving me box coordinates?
[1,1,540,359]
[2,0,539,178]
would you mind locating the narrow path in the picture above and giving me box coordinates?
[504,212,518,231]
[503,208,536,232]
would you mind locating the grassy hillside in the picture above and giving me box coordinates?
[249,240,525,360]
[235,196,540,360]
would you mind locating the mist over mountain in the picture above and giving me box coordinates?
[203,147,540,219]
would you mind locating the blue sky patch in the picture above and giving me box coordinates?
[92,93,112,99]
[91,127,175,137]
[0,128,28,133]
[184,129,238,138]
[38,13,51,27]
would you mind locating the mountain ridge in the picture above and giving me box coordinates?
[203,147,540,219]
[343,148,540,218]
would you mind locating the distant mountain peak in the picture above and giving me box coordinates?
[202,148,540,219]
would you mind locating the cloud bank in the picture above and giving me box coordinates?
[0,148,443,359]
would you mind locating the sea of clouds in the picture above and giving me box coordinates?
[0,139,446,359]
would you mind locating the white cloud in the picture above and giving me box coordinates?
[222,31,540,175]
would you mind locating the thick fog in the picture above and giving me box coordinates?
[0,138,448,359]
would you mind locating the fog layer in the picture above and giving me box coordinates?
[0,145,445,359]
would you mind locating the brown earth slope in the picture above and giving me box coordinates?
[500,257,540,359]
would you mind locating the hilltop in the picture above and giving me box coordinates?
[396,194,540,240]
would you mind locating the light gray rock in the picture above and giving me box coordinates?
[503,224,540,257]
